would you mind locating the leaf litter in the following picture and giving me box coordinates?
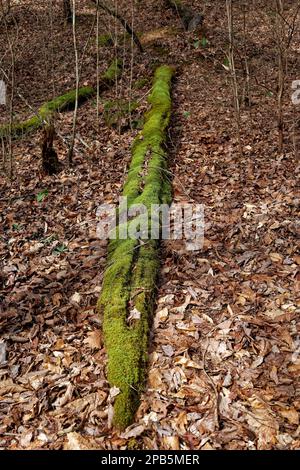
[0,0,299,451]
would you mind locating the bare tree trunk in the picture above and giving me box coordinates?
[226,0,241,154]
[242,2,251,108]
[274,1,300,153]
[275,0,285,153]
[1,0,16,178]
[96,1,100,127]
[68,0,79,164]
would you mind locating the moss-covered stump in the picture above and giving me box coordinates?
[0,59,122,140]
[98,65,174,429]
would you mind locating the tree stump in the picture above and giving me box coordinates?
[165,0,204,32]
[41,124,60,175]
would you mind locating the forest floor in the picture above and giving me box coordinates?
[0,0,299,450]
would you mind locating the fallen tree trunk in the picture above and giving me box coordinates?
[0,86,94,139]
[165,0,204,32]
[0,58,122,139]
[97,65,174,429]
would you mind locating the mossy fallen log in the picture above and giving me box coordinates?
[0,59,122,139]
[97,65,174,429]
[165,0,204,32]
[0,86,94,139]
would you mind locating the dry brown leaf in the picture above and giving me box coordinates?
[279,407,299,425]
[64,432,98,450]
[154,307,169,328]
[84,330,102,349]
[120,424,145,439]
[175,356,202,369]
[148,368,163,389]
[162,435,180,450]
[53,383,74,408]
[20,430,33,448]
[70,292,81,304]
[246,397,279,450]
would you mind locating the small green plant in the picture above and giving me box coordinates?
[12,223,21,231]
[42,234,57,245]
[193,37,207,49]
[201,36,208,47]
[98,34,113,47]
[53,243,68,255]
[223,57,230,69]
[183,111,191,119]
[36,189,49,202]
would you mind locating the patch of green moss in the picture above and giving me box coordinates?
[98,33,113,47]
[0,86,94,139]
[103,58,123,83]
[103,99,139,128]
[40,86,94,117]
[127,438,141,450]
[133,78,149,90]
[98,65,174,429]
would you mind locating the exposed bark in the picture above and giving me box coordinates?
[68,0,79,165]
[275,0,285,153]
[41,124,60,175]
[164,0,204,32]
[1,0,16,178]
[226,0,241,153]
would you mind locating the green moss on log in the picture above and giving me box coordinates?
[0,59,122,139]
[0,86,94,139]
[98,65,174,429]
[103,58,123,83]
[39,86,94,116]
